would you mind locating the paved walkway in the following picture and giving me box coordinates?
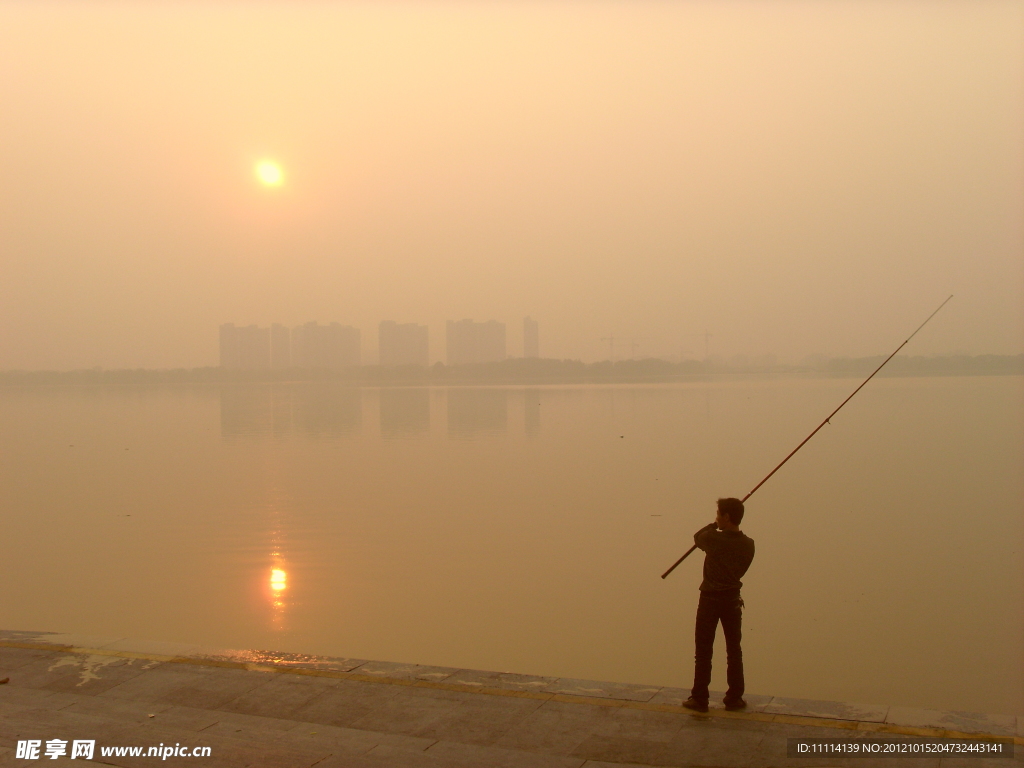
[0,631,1019,767]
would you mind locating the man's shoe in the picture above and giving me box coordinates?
[722,697,747,711]
[682,697,709,713]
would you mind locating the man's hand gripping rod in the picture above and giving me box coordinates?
[660,295,953,579]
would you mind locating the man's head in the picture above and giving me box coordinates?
[716,497,744,529]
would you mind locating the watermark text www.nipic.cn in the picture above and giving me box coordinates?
[16,740,212,760]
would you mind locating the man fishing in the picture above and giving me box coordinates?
[682,497,755,713]
[659,298,951,710]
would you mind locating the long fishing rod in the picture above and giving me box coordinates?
[660,295,953,580]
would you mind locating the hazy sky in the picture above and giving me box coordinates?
[2,1,1022,368]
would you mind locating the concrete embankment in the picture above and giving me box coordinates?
[0,630,1020,767]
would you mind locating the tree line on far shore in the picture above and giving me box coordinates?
[1,354,1021,386]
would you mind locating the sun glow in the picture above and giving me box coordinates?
[256,160,283,187]
[270,568,287,591]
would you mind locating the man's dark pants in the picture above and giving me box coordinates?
[690,589,744,703]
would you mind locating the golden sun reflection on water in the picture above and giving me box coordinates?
[268,559,289,630]
[270,569,287,592]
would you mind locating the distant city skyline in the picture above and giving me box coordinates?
[379,321,428,367]
[125,312,1021,371]
[221,321,360,370]
[446,319,506,366]
[2,3,1019,370]
[220,317,539,368]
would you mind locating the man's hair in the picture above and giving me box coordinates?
[717,497,745,525]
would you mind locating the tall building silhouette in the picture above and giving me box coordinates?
[219,323,270,369]
[292,322,361,368]
[523,316,539,358]
[270,323,291,368]
[446,319,506,365]
[379,321,429,366]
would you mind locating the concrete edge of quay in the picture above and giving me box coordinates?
[3,629,1021,746]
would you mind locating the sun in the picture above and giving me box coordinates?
[256,160,283,187]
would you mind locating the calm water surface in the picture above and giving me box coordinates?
[1,377,1021,714]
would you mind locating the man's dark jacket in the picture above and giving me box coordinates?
[694,523,755,592]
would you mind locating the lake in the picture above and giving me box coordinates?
[1,375,1021,714]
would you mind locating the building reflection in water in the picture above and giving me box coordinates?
[524,389,540,437]
[220,386,292,439]
[293,385,361,438]
[221,385,361,439]
[379,388,430,437]
[447,388,507,437]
